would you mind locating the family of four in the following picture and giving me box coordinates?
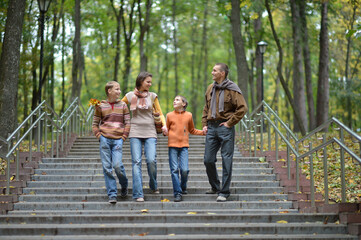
[92,63,248,203]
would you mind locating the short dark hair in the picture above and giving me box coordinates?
[105,81,119,96]
[215,63,229,78]
[176,95,188,110]
[135,72,153,89]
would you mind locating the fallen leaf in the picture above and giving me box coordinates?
[279,211,289,214]
[161,199,170,202]
[41,172,47,175]
[187,212,197,215]
[141,209,149,213]
[277,220,288,224]
[138,232,149,236]
[168,233,176,236]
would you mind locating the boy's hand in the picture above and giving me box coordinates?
[162,126,168,136]
[202,126,208,135]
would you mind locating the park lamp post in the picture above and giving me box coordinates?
[37,0,52,104]
[257,41,268,112]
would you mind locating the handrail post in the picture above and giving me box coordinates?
[29,117,33,162]
[6,138,10,195]
[286,123,291,180]
[267,115,271,151]
[260,113,264,155]
[44,116,48,156]
[16,132,20,181]
[296,145,300,192]
[340,128,346,202]
[253,123,257,157]
[322,134,329,204]
[309,142,315,208]
[51,118,54,158]
[275,116,279,161]
[37,108,41,152]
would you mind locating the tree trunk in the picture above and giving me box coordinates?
[316,2,329,128]
[138,0,152,72]
[71,0,82,100]
[110,0,122,82]
[253,0,262,109]
[298,0,315,130]
[344,5,357,128]
[121,0,136,93]
[0,0,26,152]
[61,11,66,113]
[172,0,179,96]
[202,0,208,96]
[230,0,249,104]
[290,0,308,132]
[265,0,306,135]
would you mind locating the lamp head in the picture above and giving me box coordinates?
[257,41,268,54]
[38,0,52,13]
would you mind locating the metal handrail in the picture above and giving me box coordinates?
[239,101,361,205]
[1,98,93,195]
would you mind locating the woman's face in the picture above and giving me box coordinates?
[139,76,152,91]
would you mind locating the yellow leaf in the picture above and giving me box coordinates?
[31,213,36,216]
[277,220,288,224]
[207,212,216,215]
[141,209,148,213]
[168,234,176,236]
[225,3,232,11]
[279,211,289,214]
[10,175,15,181]
[138,232,149,236]
[187,212,197,215]
[161,199,170,202]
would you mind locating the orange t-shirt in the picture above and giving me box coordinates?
[166,110,205,148]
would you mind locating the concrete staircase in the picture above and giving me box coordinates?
[0,135,357,239]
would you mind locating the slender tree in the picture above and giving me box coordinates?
[138,0,152,72]
[172,0,179,96]
[265,0,306,135]
[230,0,249,103]
[316,1,329,127]
[290,0,308,132]
[71,0,82,100]
[299,0,315,130]
[110,0,122,82]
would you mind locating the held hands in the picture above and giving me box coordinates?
[162,126,168,136]
[202,126,208,135]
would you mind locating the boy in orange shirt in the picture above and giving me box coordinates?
[165,95,205,202]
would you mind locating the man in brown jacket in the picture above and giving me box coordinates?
[202,63,248,202]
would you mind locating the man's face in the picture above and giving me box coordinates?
[211,65,225,83]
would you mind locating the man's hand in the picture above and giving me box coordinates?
[203,126,208,135]
[219,122,230,128]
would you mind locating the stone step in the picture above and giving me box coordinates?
[18,193,289,202]
[22,186,284,195]
[25,180,281,188]
[13,201,293,211]
[30,174,277,182]
[0,222,349,236]
[0,234,356,240]
[0,213,339,224]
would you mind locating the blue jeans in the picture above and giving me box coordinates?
[130,137,158,199]
[168,147,189,197]
[204,121,235,198]
[99,135,128,198]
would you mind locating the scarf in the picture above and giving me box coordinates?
[130,88,149,111]
[210,79,242,118]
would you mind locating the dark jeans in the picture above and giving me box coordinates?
[204,121,235,198]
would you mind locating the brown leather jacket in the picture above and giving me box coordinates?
[202,83,248,128]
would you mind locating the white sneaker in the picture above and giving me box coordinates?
[136,197,144,202]
[216,196,227,202]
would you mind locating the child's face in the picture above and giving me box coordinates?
[108,83,121,100]
[173,96,185,111]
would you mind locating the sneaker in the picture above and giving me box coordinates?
[182,189,188,195]
[120,188,128,198]
[174,194,182,202]
[151,189,160,194]
[109,197,117,204]
[216,195,227,202]
[136,197,144,202]
[206,188,218,194]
